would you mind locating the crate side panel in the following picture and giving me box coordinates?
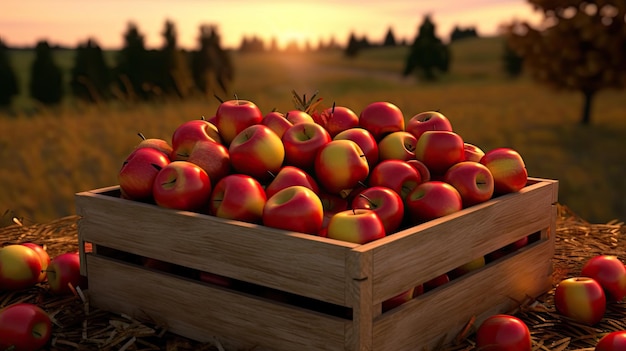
[76,191,354,305]
[86,255,347,351]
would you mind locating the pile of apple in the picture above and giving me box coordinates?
[119,98,529,244]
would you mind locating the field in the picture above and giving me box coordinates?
[1,36,625,226]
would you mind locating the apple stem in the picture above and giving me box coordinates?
[357,181,368,188]
[331,101,336,114]
[267,170,276,179]
[213,94,224,103]
[137,132,146,140]
[358,193,376,207]
[234,93,239,105]
[200,115,206,120]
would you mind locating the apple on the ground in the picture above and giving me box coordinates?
[554,277,606,325]
[0,302,52,351]
[581,255,626,302]
[0,244,43,291]
[21,243,50,283]
[47,252,87,295]
[475,314,532,351]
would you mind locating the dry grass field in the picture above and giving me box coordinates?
[1,37,625,226]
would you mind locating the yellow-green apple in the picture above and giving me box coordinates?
[229,124,285,182]
[448,256,486,279]
[358,101,405,141]
[319,105,359,137]
[423,273,450,291]
[170,119,222,160]
[554,277,606,325]
[377,131,417,161]
[47,252,86,295]
[282,122,331,172]
[368,159,422,200]
[405,181,463,224]
[186,139,231,186]
[318,192,349,237]
[215,99,263,145]
[326,209,385,244]
[135,132,173,158]
[265,166,320,199]
[475,314,531,351]
[0,244,43,291]
[443,161,495,207]
[21,243,50,283]
[0,303,52,351]
[479,148,528,194]
[261,111,292,139]
[581,255,626,302]
[405,110,453,141]
[463,142,485,162]
[414,130,465,176]
[382,287,415,312]
[595,331,626,351]
[285,110,315,125]
[351,186,405,234]
[263,186,324,235]
[209,174,267,223]
[314,139,369,195]
[406,159,431,183]
[152,161,212,211]
[333,127,379,168]
[118,147,170,201]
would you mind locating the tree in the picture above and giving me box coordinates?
[505,1,626,125]
[115,22,150,100]
[403,15,450,80]
[29,40,63,105]
[449,25,478,42]
[502,40,523,78]
[383,27,397,46]
[191,24,234,98]
[70,38,112,103]
[0,38,19,107]
[158,20,194,98]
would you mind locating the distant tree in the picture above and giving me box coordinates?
[115,22,150,100]
[505,1,626,125]
[345,32,367,57]
[29,40,63,105]
[449,26,479,42]
[0,38,19,107]
[70,38,112,103]
[239,35,265,53]
[403,15,450,80]
[383,27,397,46]
[269,37,279,52]
[502,40,523,78]
[191,24,234,98]
[284,40,300,53]
[157,20,194,98]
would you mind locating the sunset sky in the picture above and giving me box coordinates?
[1,0,543,49]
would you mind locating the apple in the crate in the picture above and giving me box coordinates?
[351,186,405,234]
[21,243,50,283]
[47,252,86,295]
[406,159,431,183]
[210,174,267,224]
[186,139,231,185]
[0,244,43,291]
[405,181,463,224]
[0,303,52,351]
[581,255,626,302]
[463,142,485,163]
[318,192,349,237]
[414,130,465,176]
[382,287,415,312]
[261,111,292,139]
[358,101,405,141]
[405,110,453,141]
[170,119,222,160]
[135,133,173,158]
[443,161,495,207]
[229,124,285,182]
[326,209,385,244]
[448,256,486,279]
[319,105,359,137]
[282,122,331,172]
[423,273,450,291]
[333,127,379,168]
[368,159,422,200]
[199,271,233,288]
[152,161,212,211]
[265,166,320,199]
[480,148,528,194]
[554,277,606,325]
[263,186,324,235]
[475,314,532,351]
[284,110,314,125]
[118,147,170,201]
[215,99,263,145]
[377,131,417,162]
[595,331,626,351]
[314,139,369,195]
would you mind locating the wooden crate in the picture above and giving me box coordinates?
[75,177,558,351]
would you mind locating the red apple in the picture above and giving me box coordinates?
[581,255,626,302]
[0,244,43,291]
[382,287,414,312]
[152,161,212,211]
[475,314,532,351]
[282,122,331,172]
[351,186,405,234]
[265,166,320,199]
[118,147,170,201]
[199,271,233,288]
[368,159,421,200]
[405,110,453,141]
[284,110,314,125]
[263,186,324,235]
[209,174,267,223]
[358,101,405,141]
[463,142,485,162]
[319,105,359,137]
[405,181,463,224]
[314,139,369,195]
[186,140,231,185]
[595,331,626,351]
[0,303,52,351]
[47,252,86,295]
[261,111,292,139]
[215,99,263,145]
[406,159,431,183]
[414,130,465,176]
[443,161,495,207]
[480,148,528,194]
[448,256,486,279]
[326,209,385,244]
[423,273,450,291]
[135,133,173,158]
[170,119,222,160]
[377,131,417,161]
[554,277,606,325]
[333,127,379,168]
[20,243,50,283]
[229,124,285,182]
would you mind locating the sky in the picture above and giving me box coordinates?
[0,0,543,50]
